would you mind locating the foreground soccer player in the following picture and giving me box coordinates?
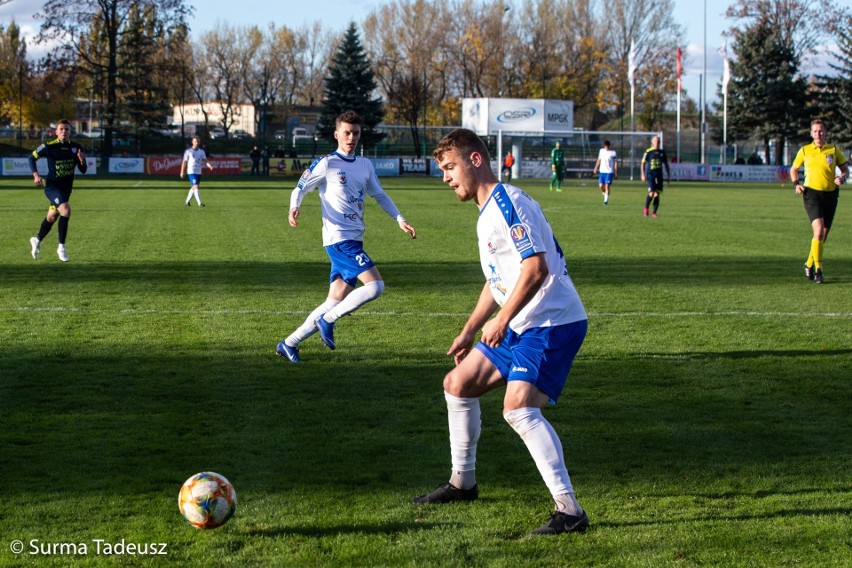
[28,119,87,262]
[413,128,589,536]
[276,111,416,362]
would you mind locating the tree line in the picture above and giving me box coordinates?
[0,0,849,160]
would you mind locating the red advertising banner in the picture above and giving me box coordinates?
[146,156,182,175]
[146,156,243,175]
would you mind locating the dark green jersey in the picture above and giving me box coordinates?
[551,146,564,167]
[641,146,669,174]
[29,138,88,191]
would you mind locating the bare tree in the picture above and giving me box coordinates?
[35,0,192,156]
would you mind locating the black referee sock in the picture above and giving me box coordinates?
[37,219,53,241]
[58,215,69,244]
[653,196,660,213]
[645,195,652,209]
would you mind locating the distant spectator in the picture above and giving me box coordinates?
[250,145,261,176]
[501,150,515,182]
[747,152,762,165]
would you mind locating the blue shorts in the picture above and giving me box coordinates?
[325,240,376,287]
[475,319,587,404]
[188,174,201,186]
[598,172,614,186]
[44,187,71,207]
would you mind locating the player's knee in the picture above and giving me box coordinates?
[363,280,384,301]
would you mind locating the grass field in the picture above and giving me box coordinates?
[0,175,850,567]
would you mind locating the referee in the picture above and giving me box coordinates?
[790,119,848,284]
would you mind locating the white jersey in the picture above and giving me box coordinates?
[478,183,586,334]
[290,152,405,246]
[597,148,617,173]
[182,147,208,175]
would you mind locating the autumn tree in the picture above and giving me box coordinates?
[812,17,852,149]
[0,20,28,129]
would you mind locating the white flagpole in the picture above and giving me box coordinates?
[629,40,636,180]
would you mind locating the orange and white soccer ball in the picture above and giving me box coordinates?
[178,472,236,529]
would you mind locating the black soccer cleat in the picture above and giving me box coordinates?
[814,268,824,284]
[411,483,478,504]
[530,511,590,535]
[804,264,815,281]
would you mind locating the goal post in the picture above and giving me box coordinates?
[496,129,664,181]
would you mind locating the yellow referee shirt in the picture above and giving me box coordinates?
[791,143,847,191]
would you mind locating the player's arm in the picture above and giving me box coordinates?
[640,155,648,181]
[448,283,499,365]
[75,146,88,174]
[664,154,671,182]
[614,158,619,177]
[480,252,548,349]
[179,157,187,179]
[593,158,601,174]
[368,174,416,238]
[790,150,805,195]
[29,150,43,187]
[206,157,214,172]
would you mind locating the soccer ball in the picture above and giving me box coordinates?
[178,472,236,529]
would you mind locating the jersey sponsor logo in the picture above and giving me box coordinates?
[511,365,529,374]
[337,170,347,185]
[826,154,835,166]
[510,223,533,252]
[487,241,497,254]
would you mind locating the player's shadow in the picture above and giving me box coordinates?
[245,520,459,538]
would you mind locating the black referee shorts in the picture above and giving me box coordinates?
[802,187,839,229]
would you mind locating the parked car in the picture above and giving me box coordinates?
[209,127,226,139]
[273,130,287,141]
[232,129,251,139]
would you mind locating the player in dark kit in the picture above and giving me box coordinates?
[640,135,670,218]
[28,119,88,262]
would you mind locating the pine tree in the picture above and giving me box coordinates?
[814,24,852,149]
[318,23,385,149]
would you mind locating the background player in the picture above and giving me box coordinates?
[550,141,564,192]
[593,140,618,205]
[413,128,589,536]
[180,135,213,207]
[640,135,670,217]
[276,110,416,363]
[28,119,87,262]
[790,119,848,283]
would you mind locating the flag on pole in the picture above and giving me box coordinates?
[719,40,730,96]
[676,47,682,92]
[628,41,636,89]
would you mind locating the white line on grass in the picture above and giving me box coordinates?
[4,307,852,318]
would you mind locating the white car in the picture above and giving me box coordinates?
[209,127,226,139]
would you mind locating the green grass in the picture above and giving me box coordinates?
[0,175,850,566]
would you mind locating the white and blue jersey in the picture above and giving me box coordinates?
[290,152,405,247]
[182,147,208,175]
[478,183,586,334]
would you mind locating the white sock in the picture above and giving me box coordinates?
[286,298,341,346]
[604,193,609,203]
[445,392,480,490]
[504,407,577,507]
[185,188,194,203]
[193,188,202,205]
[322,281,384,324]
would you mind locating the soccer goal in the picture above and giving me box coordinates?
[495,129,663,181]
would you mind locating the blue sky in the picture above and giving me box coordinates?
[0,0,833,106]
